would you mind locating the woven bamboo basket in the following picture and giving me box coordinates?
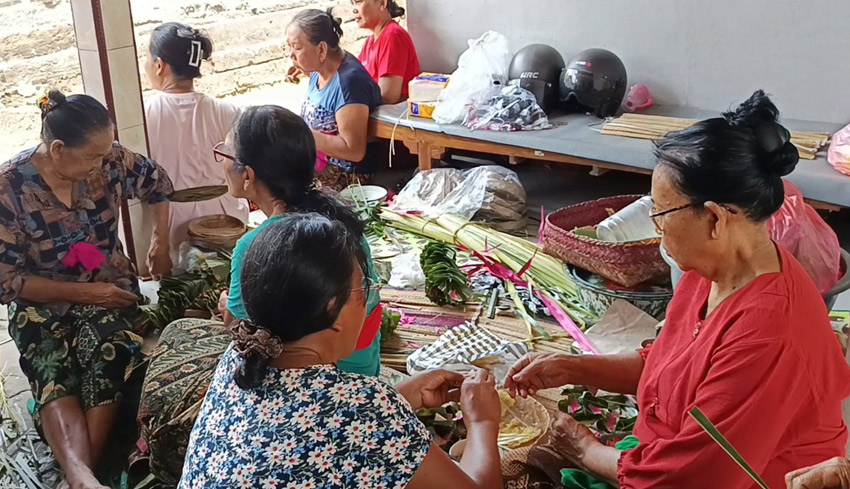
[187,214,247,249]
[542,195,669,287]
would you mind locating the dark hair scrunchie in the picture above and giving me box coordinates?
[230,320,284,359]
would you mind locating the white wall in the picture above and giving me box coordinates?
[408,0,850,124]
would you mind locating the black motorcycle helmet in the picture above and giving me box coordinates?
[559,48,627,118]
[508,44,565,112]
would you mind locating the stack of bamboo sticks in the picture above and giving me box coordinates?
[601,113,830,160]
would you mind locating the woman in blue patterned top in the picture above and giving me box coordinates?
[288,8,383,192]
[179,213,504,489]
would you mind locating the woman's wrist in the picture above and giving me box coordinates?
[467,420,500,438]
[394,380,420,409]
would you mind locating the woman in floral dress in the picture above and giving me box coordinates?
[179,213,504,489]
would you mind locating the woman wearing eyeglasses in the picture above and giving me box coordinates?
[502,91,850,489]
[139,105,386,483]
[144,22,249,263]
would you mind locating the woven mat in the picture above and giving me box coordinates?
[380,288,571,413]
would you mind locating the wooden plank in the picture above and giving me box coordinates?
[806,199,843,212]
[369,118,844,209]
[370,118,652,175]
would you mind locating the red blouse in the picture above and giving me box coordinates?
[621,245,850,489]
[358,21,421,98]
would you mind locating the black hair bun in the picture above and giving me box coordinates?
[763,140,799,177]
[37,89,66,118]
[723,89,799,177]
[325,7,344,37]
[48,90,66,105]
[387,0,406,18]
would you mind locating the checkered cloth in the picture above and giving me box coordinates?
[406,322,530,381]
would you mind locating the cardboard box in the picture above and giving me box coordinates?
[408,72,450,119]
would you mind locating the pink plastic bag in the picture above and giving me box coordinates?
[827,123,850,176]
[768,180,842,293]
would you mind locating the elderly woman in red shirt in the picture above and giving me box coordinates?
[505,90,850,489]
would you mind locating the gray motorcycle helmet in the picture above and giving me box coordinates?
[559,48,627,118]
[508,44,566,112]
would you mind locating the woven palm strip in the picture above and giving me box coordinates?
[379,288,574,413]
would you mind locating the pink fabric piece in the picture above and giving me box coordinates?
[315,151,329,173]
[62,242,106,271]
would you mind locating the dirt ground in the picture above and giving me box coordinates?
[0,0,387,157]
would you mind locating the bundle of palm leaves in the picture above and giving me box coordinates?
[420,242,473,307]
[141,256,230,332]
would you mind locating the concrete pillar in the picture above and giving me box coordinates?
[69,0,152,275]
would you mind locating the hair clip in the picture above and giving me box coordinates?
[36,92,59,117]
[188,40,203,68]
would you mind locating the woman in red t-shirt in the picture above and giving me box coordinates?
[504,90,850,489]
[352,0,421,104]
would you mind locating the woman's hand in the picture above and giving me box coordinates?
[460,368,501,427]
[218,290,229,317]
[548,411,600,470]
[146,237,171,279]
[786,457,850,489]
[396,370,464,410]
[505,352,574,398]
[82,283,138,309]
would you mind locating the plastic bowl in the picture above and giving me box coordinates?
[339,185,388,205]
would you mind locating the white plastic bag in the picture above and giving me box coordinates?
[432,31,511,124]
[388,252,426,288]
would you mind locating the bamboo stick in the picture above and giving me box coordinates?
[601,113,829,160]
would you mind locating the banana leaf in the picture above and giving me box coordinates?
[689,407,770,489]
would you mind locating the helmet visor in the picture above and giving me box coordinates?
[561,68,620,108]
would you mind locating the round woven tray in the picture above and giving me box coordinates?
[187,214,247,249]
[541,195,669,287]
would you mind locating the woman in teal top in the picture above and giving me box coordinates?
[217,105,381,376]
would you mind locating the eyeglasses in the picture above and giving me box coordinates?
[361,277,381,293]
[213,142,236,163]
[649,202,739,234]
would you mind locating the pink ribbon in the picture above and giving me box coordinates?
[62,242,106,272]
[463,244,599,355]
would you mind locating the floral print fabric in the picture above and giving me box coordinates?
[179,346,431,489]
[7,302,144,421]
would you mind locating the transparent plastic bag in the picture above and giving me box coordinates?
[767,180,841,293]
[432,31,511,124]
[394,166,528,234]
[463,85,552,132]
